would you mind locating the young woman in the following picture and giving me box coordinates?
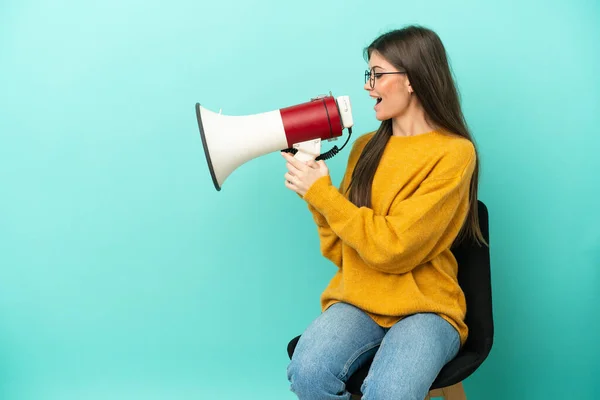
[282,25,486,400]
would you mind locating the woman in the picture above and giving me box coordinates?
[282,25,486,400]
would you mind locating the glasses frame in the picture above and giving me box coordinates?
[365,69,407,89]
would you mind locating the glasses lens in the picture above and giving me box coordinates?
[365,70,375,88]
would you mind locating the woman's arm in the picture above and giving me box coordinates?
[302,143,476,274]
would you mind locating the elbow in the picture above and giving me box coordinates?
[320,241,343,268]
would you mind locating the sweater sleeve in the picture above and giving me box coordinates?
[305,183,343,268]
[302,136,367,268]
[302,144,476,274]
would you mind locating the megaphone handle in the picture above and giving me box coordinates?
[280,127,353,161]
[292,138,321,162]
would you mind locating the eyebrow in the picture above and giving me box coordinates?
[370,65,385,71]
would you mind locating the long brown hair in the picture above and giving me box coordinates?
[348,25,487,246]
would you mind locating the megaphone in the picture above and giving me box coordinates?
[195,93,354,191]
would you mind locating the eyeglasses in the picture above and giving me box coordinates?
[365,69,407,89]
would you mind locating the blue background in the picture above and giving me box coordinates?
[1,0,599,398]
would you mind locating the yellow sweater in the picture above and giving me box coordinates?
[302,129,476,346]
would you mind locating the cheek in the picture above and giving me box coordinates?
[378,79,410,117]
[388,89,409,109]
[382,80,406,101]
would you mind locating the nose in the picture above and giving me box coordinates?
[364,81,372,91]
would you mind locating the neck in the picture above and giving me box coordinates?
[391,101,436,137]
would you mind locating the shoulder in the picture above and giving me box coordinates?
[437,131,475,157]
[352,131,376,150]
[345,131,376,161]
[428,132,476,180]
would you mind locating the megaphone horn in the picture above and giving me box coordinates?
[195,93,354,191]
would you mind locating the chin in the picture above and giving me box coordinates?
[375,111,389,121]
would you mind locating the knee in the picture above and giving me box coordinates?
[287,358,320,393]
[287,355,344,397]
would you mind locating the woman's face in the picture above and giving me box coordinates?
[364,50,412,121]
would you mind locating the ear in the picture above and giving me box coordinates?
[405,78,413,94]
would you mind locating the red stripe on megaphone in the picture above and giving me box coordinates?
[279,96,343,148]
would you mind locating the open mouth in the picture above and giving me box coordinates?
[376,97,382,104]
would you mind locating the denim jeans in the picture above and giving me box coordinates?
[287,302,460,400]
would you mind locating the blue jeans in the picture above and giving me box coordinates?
[287,302,460,400]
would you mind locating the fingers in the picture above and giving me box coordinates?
[281,152,322,177]
[281,151,308,171]
[281,152,302,174]
[284,172,296,184]
[284,176,298,192]
[305,160,319,169]
[281,151,324,197]
[284,180,296,193]
[287,162,302,177]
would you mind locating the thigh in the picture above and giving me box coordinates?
[288,302,385,382]
[361,313,460,400]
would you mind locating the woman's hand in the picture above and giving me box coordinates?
[281,151,329,197]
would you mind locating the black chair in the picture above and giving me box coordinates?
[287,200,493,400]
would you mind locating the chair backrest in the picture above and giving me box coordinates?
[451,200,493,358]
